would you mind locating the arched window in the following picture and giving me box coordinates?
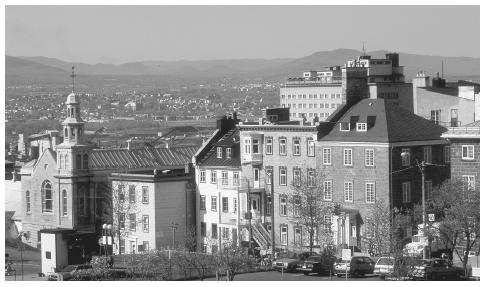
[78,187,87,216]
[26,190,31,214]
[68,109,71,117]
[62,190,68,216]
[59,153,63,169]
[41,180,53,213]
[64,128,68,138]
[82,154,88,169]
[76,154,82,169]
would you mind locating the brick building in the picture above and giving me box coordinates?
[441,121,480,190]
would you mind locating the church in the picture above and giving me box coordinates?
[18,84,198,273]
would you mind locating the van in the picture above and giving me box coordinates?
[333,256,375,277]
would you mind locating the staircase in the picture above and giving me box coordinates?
[251,222,271,249]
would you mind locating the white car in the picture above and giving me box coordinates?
[374,257,394,279]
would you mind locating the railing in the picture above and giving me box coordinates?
[429,119,462,128]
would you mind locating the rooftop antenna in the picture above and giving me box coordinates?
[362,41,366,56]
[441,61,444,79]
[70,66,76,92]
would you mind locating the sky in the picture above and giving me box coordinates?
[5,5,480,64]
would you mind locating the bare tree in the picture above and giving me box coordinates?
[364,199,392,256]
[288,168,336,251]
[217,241,256,281]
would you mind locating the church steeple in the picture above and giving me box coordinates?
[62,66,85,145]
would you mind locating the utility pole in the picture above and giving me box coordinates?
[169,221,178,249]
[270,170,275,260]
[421,161,427,260]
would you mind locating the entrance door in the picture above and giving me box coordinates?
[130,241,136,254]
[250,196,260,216]
[253,168,260,189]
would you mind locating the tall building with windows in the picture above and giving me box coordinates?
[317,99,450,250]
[441,121,480,190]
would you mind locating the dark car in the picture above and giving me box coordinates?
[47,264,93,281]
[273,251,318,272]
[301,255,337,275]
[409,258,463,280]
[333,256,375,277]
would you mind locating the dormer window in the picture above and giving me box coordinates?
[217,147,222,159]
[226,148,232,159]
[340,122,350,131]
[356,123,367,131]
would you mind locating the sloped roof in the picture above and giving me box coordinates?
[321,99,448,143]
[198,128,241,167]
[90,146,198,169]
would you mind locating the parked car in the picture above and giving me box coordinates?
[273,251,318,272]
[301,254,337,275]
[409,258,463,280]
[333,256,375,277]
[47,264,93,281]
[374,256,394,279]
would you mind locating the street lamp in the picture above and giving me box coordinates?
[102,224,113,256]
[401,151,427,259]
[168,221,178,249]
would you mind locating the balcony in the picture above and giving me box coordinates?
[241,153,263,165]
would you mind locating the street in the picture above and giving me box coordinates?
[203,271,384,281]
[5,261,44,281]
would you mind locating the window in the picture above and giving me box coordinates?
[266,137,273,154]
[211,171,217,184]
[79,187,87,216]
[217,147,222,158]
[211,196,217,211]
[226,148,232,159]
[331,103,336,108]
[129,185,136,203]
[365,148,374,166]
[430,110,441,125]
[233,198,237,213]
[280,195,287,216]
[142,186,149,203]
[222,171,228,185]
[244,138,251,154]
[201,244,207,253]
[253,139,260,154]
[129,213,136,231]
[200,170,206,183]
[201,222,206,237]
[402,182,411,203]
[444,146,450,163]
[266,196,271,216]
[401,148,410,166]
[142,215,149,232]
[324,180,333,201]
[462,145,475,160]
[119,213,125,229]
[357,123,367,131]
[463,175,476,190]
[294,227,302,246]
[344,149,353,166]
[293,138,301,155]
[119,239,125,254]
[324,215,332,232]
[265,167,272,184]
[323,148,332,165]
[281,225,288,245]
[340,122,350,131]
[279,167,287,185]
[293,196,301,217]
[222,197,229,212]
[62,190,67,216]
[200,195,206,210]
[222,227,229,240]
[423,146,432,163]
[233,172,239,186]
[279,137,287,155]
[307,169,315,187]
[344,181,353,202]
[366,182,375,203]
[26,190,31,214]
[293,168,301,186]
[211,223,218,239]
[307,139,315,157]
[76,154,82,169]
[424,180,432,200]
[82,154,88,169]
[41,181,53,213]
